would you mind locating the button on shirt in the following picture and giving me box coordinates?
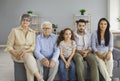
[34,33,60,62]
[76,35,84,50]
[74,31,92,50]
[5,26,36,62]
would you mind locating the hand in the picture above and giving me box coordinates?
[41,58,49,67]
[105,53,111,61]
[67,59,71,66]
[65,62,70,68]
[49,60,56,68]
[99,54,105,60]
[18,49,27,60]
[16,54,21,60]
[78,50,84,56]
[9,50,20,60]
[81,50,88,57]
[82,53,87,57]
[96,52,105,60]
[78,50,83,54]
[9,50,17,57]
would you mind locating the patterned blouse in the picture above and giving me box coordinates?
[59,40,76,58]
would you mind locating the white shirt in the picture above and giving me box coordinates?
[74,31,92,50]
[76,35,84,50]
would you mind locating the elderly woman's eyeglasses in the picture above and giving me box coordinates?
[22,19,30,22]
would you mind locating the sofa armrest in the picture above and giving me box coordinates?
[113,48,120,60]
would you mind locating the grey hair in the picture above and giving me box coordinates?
[21,14,31,21]
[41,21,52,29]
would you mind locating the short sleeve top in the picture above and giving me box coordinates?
[59,40,76,58]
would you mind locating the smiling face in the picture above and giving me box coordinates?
[99,20,107,32]
[21,17,31,27]
[42,23,52,37]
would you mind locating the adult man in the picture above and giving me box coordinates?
[34,21,60,81]
[73,19,99,81]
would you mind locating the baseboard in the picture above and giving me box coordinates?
[0,45,6,47]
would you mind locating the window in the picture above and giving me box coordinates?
[108,0,120,31]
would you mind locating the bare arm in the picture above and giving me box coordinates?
[67,48,76,62]
[60,48,67,64]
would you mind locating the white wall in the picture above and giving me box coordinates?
[0,0,108,45]
[108,0,120,31]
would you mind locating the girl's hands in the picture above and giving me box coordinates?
[65,62,69,68]
[65,60,71,68]
[65,61,70,68]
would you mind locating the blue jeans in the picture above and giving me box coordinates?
[59,59,76,81]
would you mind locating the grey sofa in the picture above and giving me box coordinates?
[112,48,120,81]
[54,48,120,81]
[14,48,120,81]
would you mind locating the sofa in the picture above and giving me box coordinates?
[14,48,120,81]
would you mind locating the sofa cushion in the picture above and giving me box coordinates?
[113,48,120,60]
[113,60,119,68]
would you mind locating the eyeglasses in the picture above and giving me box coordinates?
[22,19,30,22]
[43,28,51,30]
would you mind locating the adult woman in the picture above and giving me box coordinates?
[92,18,113,81]
[5,14,41,81]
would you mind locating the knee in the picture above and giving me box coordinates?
[74,54,83,62]
[88,59,98,69]
[87,54,98,65]
[23,53,33,60]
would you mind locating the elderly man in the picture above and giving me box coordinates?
[34,21,60,81]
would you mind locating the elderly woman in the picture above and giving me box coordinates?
[5,14,41,81]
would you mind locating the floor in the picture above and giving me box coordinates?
[0,47,14,81]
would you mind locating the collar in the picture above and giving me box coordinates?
[41,33,55,38]
[18,26,33,32]
[74,30,88,38]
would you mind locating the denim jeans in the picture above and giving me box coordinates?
[59,59,76,81]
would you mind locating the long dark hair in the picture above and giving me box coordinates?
[56,28,75,47]
[97,18,110,46]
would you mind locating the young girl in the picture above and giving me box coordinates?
[92,18,113,81]
[57,28,76,81]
